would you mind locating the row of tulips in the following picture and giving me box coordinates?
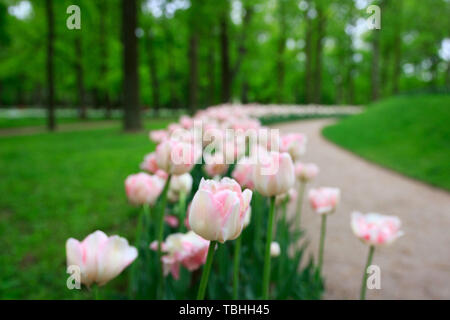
[66,105,403,300]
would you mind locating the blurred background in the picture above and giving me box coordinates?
[0,0,449,299]
[0,0,449,130]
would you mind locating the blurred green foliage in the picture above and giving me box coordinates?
[0,0,449,109]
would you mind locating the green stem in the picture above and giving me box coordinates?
[295,181,305,227]
[282,199,287,225]
[262,196,276,300]
[232,235,242,299]
[254,192,262,252]
[318,214,327,273]
[360,245,375,300]
[157,174,172,299]
[178,191,187,232]
[92,285,101,300]
[136,204,150,246]
[197,241,217,300]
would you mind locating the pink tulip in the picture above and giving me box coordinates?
[125,172,165,206]
[140,152,164,175]
[294,162,319,182]
[351,212,404,246]
[149,130,168,143]
[165,215,179,228]
[232,157,255,190]
[253,152,295,197]
[156,139,200,175]
[308,187,340,215]
[275,188,297,205]
[180,115,194,129]
[203,153,229,177]
[168,173,193,202]
[66,230,137,287]
[280,133,307,161]
[150,231,210,279]
[189,177,252,243]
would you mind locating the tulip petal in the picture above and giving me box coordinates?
[96,236,138,286]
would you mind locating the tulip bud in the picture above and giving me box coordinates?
[294,162,319,182]
[308,187,340,215]
[253,152,295,197]
[351,212,404,246]
[66,230,137,287]
[203,153,229,178]
[280,133,307,161]
[270,242,281,257]
[125,172,165,206]
[150,231,210,279]
[189,177,252,243]
[156,139,201,175]
[275,188,297,206]
[168,173,193,202]
[149,130,168,143]
[232,157,255,190]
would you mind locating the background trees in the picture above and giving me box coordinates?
[0,0,449,129]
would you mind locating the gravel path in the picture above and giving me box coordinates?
[275,119,450,300]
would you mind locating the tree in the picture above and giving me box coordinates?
[312,0,326,104]
[45,0,56,130]
[219,10,231,103]
[75,34,86,119]
[122,0,141,131]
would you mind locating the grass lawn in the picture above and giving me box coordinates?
[0,117,84,129]
[0,119,173,299]
[323,94,450,191]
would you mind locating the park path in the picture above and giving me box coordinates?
[275,119,450,300]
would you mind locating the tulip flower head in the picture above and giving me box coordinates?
[253,152,295,197]
[351,212,404,246]
[165,215,179,228]
[308,187,340,215]
[275,188,297,206]
[150,231,210,279]
[149,130,168,143]
[203,153,229,178]
[125,172,165,206]
[280,133,307,161]
[167,173,193,202]
[294,162,319,182]
[156,139,201,175]
[232,157,255,190]
[66,230,138,287]
[189,177,252,243]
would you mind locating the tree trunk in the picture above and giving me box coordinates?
[233,4,253,102]
[45,0,56,131]
[147,32,160,116]
[207,43,216,106]
[276,1,286,103]
[121,0,141,131]
[304,13,313,103]
[188,33,199,114]
[98,0,111,118]
[313,5,326,104]
[220,15,231,103]
[75,36,87,119]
